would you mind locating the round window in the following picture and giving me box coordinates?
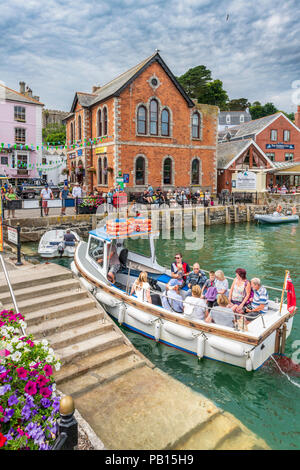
[151,78,158,87]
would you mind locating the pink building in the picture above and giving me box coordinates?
[0,82,43,181]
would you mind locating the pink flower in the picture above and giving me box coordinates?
[17,428,25,436]
[43,364,53,376]
[39,387,52,398]
[0,349,10,357]
[16,367,28,379]
[24,381,37,396]
[36,375,49,388]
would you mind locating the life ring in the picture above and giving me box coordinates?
[276,205,282,213]
[292,207,297,215]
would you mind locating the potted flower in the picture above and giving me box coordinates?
[78,196,104,214]
[0,309,61,450]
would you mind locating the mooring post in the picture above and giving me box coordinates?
[52,395,78,450]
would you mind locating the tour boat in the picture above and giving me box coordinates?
[38,229,80,258]
[71,217,296,371]
[254,214,299,224]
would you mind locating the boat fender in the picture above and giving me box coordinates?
[208,336,245,357]
[276,205,282,213]
[118,304,126,325]
[95,291,122,308]
[79,277,93,292]
[196,336,205,359]
[127,307,155,325]
[164,322,195,341]
[154,320,161,342]
[70,261,78,276]
[246,356,253,372]
[292,207,297,215]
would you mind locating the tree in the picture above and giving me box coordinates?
[42,123,66,145]
[198,80,229,110]
[227,98,251,111]
[249,102,278,120]
[177,65,212,99]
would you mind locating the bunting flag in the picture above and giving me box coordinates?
[286,272,297,314]
[0,135,112,152]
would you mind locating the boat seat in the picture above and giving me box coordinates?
[64,241,75,246]
[210,308,235,328]
[49,241,60,246]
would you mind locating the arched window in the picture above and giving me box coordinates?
[70,122,74,143]
[150,99,158,135]
[163,157,172,185]
[97,109,102,137]
[78,115,82,141]
[135,156,145,185]
[103,156,108,185]
[161,109,170,136]
[103,107,108,135]
[137,106,147,134]
[192,112,200,139]
[191,158,200,185]
[98,157,102,185]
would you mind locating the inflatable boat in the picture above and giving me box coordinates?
[254,214,299,224]
[71,216,296,371]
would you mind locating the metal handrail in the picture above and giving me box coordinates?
[0,254,26,336]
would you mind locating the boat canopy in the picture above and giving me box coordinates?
[89,217,159,242]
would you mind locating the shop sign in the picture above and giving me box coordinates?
[236,171,256,190]
[95,147,107,155]
[266,143,294,150]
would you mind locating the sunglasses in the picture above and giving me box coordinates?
[175,256,181,259]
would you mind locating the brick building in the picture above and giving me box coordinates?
[64,52,218,194]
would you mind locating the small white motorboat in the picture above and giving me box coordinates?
[254,214,299,224]
[71,216,296,371]
[38,229,80,258]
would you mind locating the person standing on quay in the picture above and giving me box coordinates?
[60,184,69,216]
[40,183,54,216]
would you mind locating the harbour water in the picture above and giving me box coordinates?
[25,221,300,449]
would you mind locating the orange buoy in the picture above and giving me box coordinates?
[276,205,282,213]
[292,207,297,215]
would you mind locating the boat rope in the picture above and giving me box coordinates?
[270,355,300,389]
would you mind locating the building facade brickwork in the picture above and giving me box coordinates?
[65,53,218,194]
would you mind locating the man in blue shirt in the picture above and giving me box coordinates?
[162,279,184,313]
[245,278,269,321]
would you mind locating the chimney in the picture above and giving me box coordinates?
[19,81,25,94]
[295,105,300,129]
[25,86,32,98]
[92,85,101,93]
[33,95,40,102]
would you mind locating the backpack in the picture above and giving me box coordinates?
[205,286,218,302]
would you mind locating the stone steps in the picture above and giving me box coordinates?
[5,289,88,314]
[54,344,134,385]
[58,355,147,398]
[55,329,124,365]
[0,278,81,304]
[0,268,72,293]
[28,307,104,338]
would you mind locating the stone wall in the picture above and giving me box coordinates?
[7,215,95,242]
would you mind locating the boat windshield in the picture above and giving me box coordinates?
[123,236,151,258]
[88,237,105,268]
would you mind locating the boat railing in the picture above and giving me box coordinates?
[0,254,26,336]
[141,284,269,330]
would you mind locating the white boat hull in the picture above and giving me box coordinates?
[38,230,80,258]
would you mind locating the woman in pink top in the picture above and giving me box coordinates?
[228,268,251,314]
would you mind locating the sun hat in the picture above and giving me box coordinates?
[169,279,181,287]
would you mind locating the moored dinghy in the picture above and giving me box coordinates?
[71,216,297,371]
[38,229,80,258]
[254,214,299,224]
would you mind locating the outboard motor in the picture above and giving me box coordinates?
[58,242,64,258]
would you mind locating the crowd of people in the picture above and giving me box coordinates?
[136,185,213,207]
[267,183,300,194]
[129,253,269,329]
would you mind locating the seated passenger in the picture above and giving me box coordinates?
[130,272,152,303]
[206,294,235,327]
[184,285,207,321]
[201,271,218,309]
[228,268,251,314]
[215,270,229,297]
[186,263,207,296]
[171,253,190,284]
[100,243,120,284]
[244,278,268,322]
[64,229,76,244]
[162,279,184,313]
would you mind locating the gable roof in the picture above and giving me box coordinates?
[0,83,44,106]
[69,52,194,113]
[217,138,274,169]
[230,113,281,139]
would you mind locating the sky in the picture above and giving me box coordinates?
[1,0,299,113]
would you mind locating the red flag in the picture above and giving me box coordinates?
[286,272,297,313]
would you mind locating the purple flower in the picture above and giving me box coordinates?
[8,394,19,406]
[25,394,35,407]
[40,398,51,408]
[3,408,15,423]
[21,404,31,421]
[39,442,50,450]
[52,397,60,413]
[0,366,6,374]
[0,384,11,395]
